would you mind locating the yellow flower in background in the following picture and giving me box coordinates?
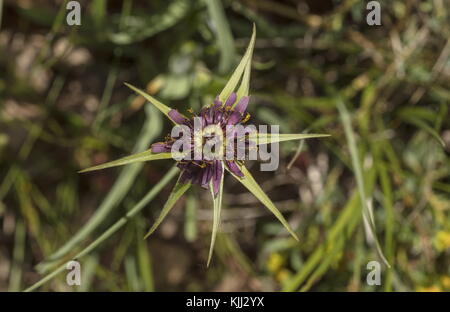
[266,253,285,273]
[417,285,442,292]
[266,253,293,283]
[434,231,450,251]
[441,276,450,289]
[276,269,292,283]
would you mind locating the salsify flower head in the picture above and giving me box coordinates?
[150,92,251,196]
[79,25,330,266]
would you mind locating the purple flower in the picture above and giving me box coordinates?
[151,93,250,195]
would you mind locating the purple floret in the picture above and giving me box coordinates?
[152,93,252,195]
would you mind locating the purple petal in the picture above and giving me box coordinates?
[227,111,242,125]
[225,93,237,107]
[212,160,223,195]
[226,161,243,177]
[234,96,249,113]
[208,109,214,125]
[214,108,223,124]
[151,143,169,153]
[201,166,211,188]
[215,111,224,124]
[214,97,222,107]
[179,170,192,184]
[168,109,186,124]
[193,166,203,186]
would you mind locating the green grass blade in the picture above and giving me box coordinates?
[378,158,395,290]
[0,0,3,31]
[300,236,345,292]
[403,117,446,148]
[124,82,185,123]
[144,176,191,239]
[227,163,299,241]
[372,133,395,291]
[93,57,119,131]
[251,133,330,145]
[125,256,141,291]
[205,0,235,74]
[218,24,256,103]
[184,195,198,242]
[283,167,377,291]
[8,220,25,291]
[337,99,390,268]
[137,220,154,291]
[24,166,180,292]
[77,255,98,292]
[90,0,106,28]
[207,164,225,267]
[38,104,163,270]
[108,0,189,45]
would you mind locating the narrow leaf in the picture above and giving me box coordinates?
[39,104,163,269]
[337,99,390,267]
[79,151,173,173]
[207,164,225,267]
[218,24,256,104]
[205,0,235,73]
[124,82,186,123]
[227,163,299,241]
[108,0,189,45]
[144,176,191,239]
[184,195,198,242]
[24,167,180,292]
[282,167,377,292]
[403,117,446,148]
[251,133,330,145]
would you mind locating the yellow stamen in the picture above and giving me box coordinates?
[242,113,251,123]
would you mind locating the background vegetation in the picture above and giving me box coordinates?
[0,0,449,291]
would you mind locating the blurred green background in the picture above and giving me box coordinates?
[0,0,449,292]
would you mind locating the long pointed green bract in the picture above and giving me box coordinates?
[218,24,256,104]
[251,133,330,145]
[144,175,191,239]
[337,99,390,268]
[79,151,173,173]
[207,164,225,267]
[227,163,299,241]
[236,51,252,99]
[124,82,186,124]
